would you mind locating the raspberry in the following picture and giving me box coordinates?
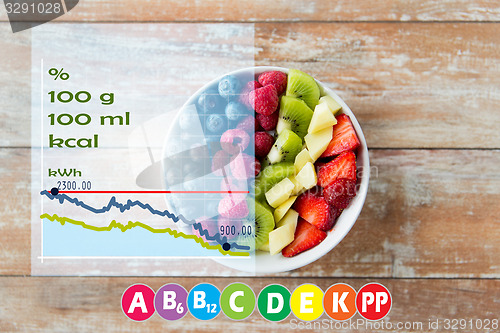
[211,150,230,176]
[239,80,262,109]
[258,71,287,95]
[236,115,261,133]
[256,111,279,131]
[248,85,279,115]
[218,194,249,219]
[220,178,243,197]
[254,131,274,158]
[220,128,250,155]
[254,158,261,176]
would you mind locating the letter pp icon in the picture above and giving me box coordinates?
[355,283,392,320]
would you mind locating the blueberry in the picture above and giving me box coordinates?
[218,75,241,100]
[183,160,205,177]
[247,178,256,194]
[165,138,183,161]
[182,162,197,175]
[181,131,203,145]
[189,144,209,163]
[183,173,204,192]
[205,114,226,134]
[165,168,182,186]
[179,204,204,222]
[179,111,200,130]
[205,199,220,219]
[225,101,248,122]
[204,135,222,156]
[197,91,224,115]
[169,194,182,210]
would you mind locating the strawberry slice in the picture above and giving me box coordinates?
[323,178,357,209]
[321,114,360,158]
[317,151,356,188]
[282,218,327,257]
[293,191,338,231]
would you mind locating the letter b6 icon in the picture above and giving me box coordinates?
[154,284,188,321]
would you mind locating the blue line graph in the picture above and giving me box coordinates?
[40,190,250,251]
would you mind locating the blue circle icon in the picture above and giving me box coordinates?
[188,283,221,320]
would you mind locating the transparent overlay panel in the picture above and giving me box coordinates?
[31,23,257,276]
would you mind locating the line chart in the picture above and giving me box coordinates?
[56,190,250,194]
[41,213,248,257]
[40,190,251,251]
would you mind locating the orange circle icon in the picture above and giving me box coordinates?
[323,283,357,321]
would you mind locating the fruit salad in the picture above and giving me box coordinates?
[169,68,361,258]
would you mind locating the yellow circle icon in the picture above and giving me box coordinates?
[290,284,324,321]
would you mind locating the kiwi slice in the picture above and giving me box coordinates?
[286,69,320,110]
[266,129,302,165]
[232,200,275,251]
[254,162,296,200]
[276,96,314,139]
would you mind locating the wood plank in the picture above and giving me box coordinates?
[0,149,30,275]
[2,0,500,22]
[1,23,500,148]
[0,277,498,331]
[0,26,31,148]
[1,148,499,278]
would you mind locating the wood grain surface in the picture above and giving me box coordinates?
[2,0,500,22]
[1,149,498,278]
[1,22,500,148]
[0,0,499,331]
[0,277,498,332]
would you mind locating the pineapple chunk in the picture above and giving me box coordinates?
[269,223,296,255]
[288,175,305,196]
[295,162,317,190]
[265,177,295,208]
[276,209,299,229]
[259,240,270,252]
[273,196,297,223]
[320,95,342,114]
[304,126,333,160]
[294,148,314,173]
[308,102,337,134]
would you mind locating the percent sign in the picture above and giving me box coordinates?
[48,68,70,80]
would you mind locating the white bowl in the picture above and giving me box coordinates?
[164,66,369,274]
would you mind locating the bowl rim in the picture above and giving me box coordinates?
[162,66,370,274]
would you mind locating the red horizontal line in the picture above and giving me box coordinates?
[57,190,250,194]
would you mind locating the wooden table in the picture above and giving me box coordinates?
[0,1,499,331]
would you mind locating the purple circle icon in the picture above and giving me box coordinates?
[155,283,189,321]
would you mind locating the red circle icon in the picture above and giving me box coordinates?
[355,283,392,321]
[121,284,156,321]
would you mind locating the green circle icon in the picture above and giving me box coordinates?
[220,283,255,320]
[257,284,291,322]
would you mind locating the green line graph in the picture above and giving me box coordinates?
[41,213,249,257]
